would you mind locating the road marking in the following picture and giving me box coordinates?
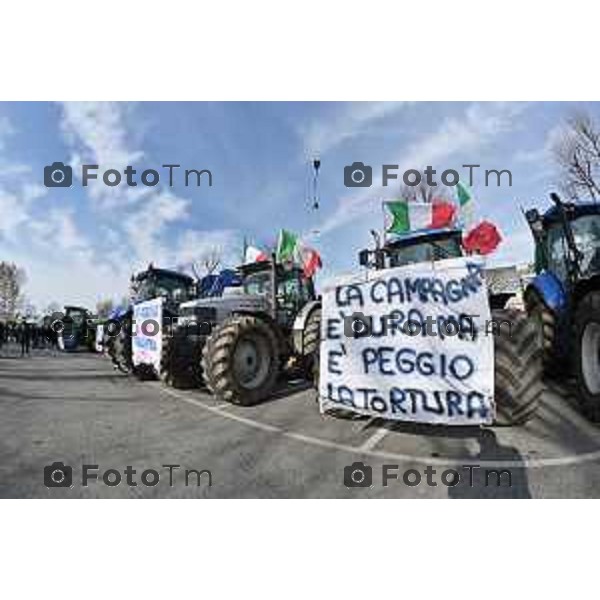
[359,427,390,452]
[160,387,280,433]
[157,382,600,469]
[212,402,232,410]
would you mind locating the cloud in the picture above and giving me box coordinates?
[0,189,29,236]
[514,123,565,164]
[0,116,15,151]
[60,102,143,169]
[298,101,405,155]
[0,118,48,242]
[123,190,191,265]
[59,101,147,209]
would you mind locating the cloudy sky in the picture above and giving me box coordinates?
[0,101,596,311]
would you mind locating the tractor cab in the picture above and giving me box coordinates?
[130,266,195,310]
[61,305,93,351]
[107,265,195,374]
[526,200,600,287]
[358,228,464,271]
[239,260,316,328]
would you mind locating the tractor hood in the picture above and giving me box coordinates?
[178,289,271,325]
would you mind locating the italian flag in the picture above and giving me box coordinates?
[385,199,457,235]
[275,229,322,278]
[245,245,268,263]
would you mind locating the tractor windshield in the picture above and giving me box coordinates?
[136,273,193,302]
[243,269,313,303]
[387,235,463,268]
[547,214,600,279]
[64,308,87,326]
[244,271,271,295]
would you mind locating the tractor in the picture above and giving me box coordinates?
[106,265,195,378]
[159,268,243,388]
[170,257,321,404]
[59,305,96,352]
[524,193,600,421]
[355,227,545,425]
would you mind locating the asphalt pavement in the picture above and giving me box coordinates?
[1,345,599,498]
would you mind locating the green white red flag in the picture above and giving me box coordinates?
[384,199,457,235]
[275,229,322,278]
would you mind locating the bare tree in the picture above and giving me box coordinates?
[96,298,115,318]
[193,248,222,277]
[553,111,600,202]
[0,262,26,320]
[44,301,62,315]
[398,170,454,203]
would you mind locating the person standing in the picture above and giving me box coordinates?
[20,319,31,357]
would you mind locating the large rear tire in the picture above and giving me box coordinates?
[493,309,545,426]
[524,288,558,371]
[574,291,600,422]
[161,327,201,389]
[201,315,280,405]
[302,307,321,383]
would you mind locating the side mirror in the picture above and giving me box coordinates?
[525,209,545,235]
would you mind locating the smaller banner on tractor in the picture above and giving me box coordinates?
[132,298,163,375]
[319,257,495,425]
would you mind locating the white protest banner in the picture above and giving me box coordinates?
[319,257,495,425]
[95,324,104,353]
[132,298,163,374]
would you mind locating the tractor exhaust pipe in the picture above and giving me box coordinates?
[270,252,277,320]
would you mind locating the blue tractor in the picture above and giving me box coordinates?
[524,193,600,421]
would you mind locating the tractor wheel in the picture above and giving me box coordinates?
[160,327,200,389]
[524,288,558,371]
[574,291,600,422]
[201,315,280,405]
[492,309,545,426]
[302,307,321,383]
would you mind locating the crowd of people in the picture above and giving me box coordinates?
[0,319,59,356]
